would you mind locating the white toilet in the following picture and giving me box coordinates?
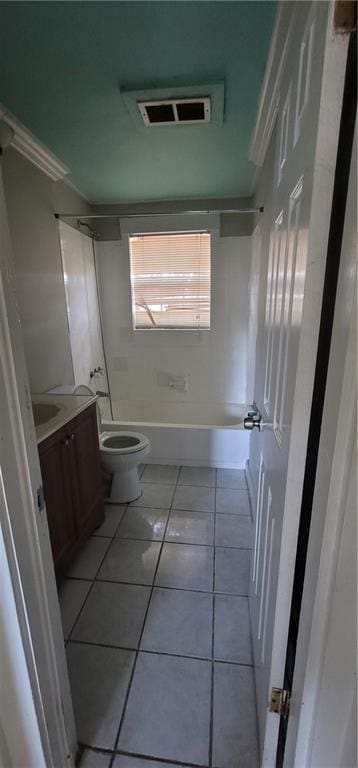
[72,385,151,503]
[100,431,150,503]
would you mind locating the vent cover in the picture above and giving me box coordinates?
[138,97,211,126]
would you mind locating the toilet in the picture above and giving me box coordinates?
[100,431,150,503]
[72,384,151,503]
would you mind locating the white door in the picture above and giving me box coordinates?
[59,221,111,417]
[248,2,349,763]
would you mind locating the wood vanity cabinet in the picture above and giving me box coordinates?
[38,404,104,580]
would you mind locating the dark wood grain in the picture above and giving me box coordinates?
[38,404,104,580]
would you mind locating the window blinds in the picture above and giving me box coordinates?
[129,232,211,329]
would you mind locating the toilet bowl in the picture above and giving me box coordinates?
[99,430,151,503]
[72,384,151,503]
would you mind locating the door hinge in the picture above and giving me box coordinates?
[269,687,290,718]
[37,485,45,514]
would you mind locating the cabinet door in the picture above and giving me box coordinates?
[39,428,76,574]
[67,405,104,537]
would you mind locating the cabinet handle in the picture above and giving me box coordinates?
[70,433,75,441]
[62,438,70,446]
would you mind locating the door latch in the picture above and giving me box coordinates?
[269,687,290,718]
[244,403,262,430]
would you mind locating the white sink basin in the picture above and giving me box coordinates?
[32,402,61,427]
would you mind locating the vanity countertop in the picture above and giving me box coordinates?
[32,393,98,444]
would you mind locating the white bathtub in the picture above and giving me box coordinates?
[102,401,250,469]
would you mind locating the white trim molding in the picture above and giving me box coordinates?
[0,103,69,181]
[249,2,295,167]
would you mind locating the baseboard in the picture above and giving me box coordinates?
[141,457,246,469]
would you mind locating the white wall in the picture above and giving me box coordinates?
[95,221,251,416]
[2,148,90,393]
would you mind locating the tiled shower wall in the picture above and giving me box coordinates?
[95,224,252,414]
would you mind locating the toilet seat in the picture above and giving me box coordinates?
[100,430,150,455]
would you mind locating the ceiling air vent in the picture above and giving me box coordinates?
[138,97,211,126]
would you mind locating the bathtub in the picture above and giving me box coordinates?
[102,401,250,469]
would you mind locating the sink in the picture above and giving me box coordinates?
[32,402,61,427]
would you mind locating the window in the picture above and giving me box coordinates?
[129,231,211,329]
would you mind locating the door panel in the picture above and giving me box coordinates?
[263,210,286,418]
[68,405,103,537]
[273,179,304,442]
[249,2,348,762]
[38,428,76,571]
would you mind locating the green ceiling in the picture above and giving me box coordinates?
[0,1,276,203]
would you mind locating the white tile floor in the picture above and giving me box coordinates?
[59,465,259,768]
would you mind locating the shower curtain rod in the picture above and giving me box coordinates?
[54,206,263,220]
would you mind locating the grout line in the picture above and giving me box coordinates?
[215,543,252,551]
[80,742,205,768]
[64,503,127,640]
[140,480,248,494]
[77,744,112,762]
[114,503,251,518]
[101,504,128,537]
[89,538,252,551]
[109,465,182,765]
[120,508,251,520]
[213,511,251,518]
[107,654,137,768]
[114,747,210,768]
[65,574,251,598]
[75,743,85,767]
[66,534,115,641]
[110,537,216,548]
[126,503,170,511]
[142,478,216,490]
[216,485,248,491]
[102,507,170,543]
[67,638,255,668]
[78,743,211,768]
[70,465,254,767]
